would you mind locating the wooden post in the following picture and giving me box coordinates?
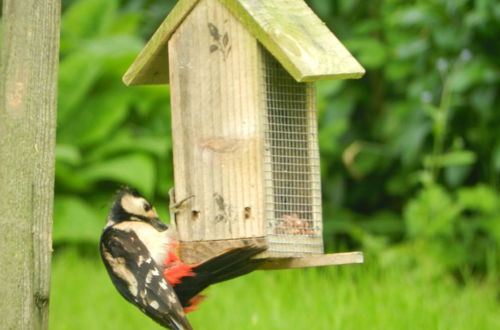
[0,1,60,329]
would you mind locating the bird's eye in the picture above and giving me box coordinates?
[143,203,152,211]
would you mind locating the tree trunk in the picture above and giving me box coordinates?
[0,0,60,329]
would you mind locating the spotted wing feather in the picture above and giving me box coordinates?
[100,228,192,330]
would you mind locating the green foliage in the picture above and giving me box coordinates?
[399,183,499,277]
[54,0,173,246]
[54,0,499,284]
[308,0,500,277]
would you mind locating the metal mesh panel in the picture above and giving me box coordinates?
[261,46,323,255]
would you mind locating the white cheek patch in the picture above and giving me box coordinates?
[121,195,148,216]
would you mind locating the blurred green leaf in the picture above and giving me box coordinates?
[308,0,332,16]
[457,185,499,214]
[388,6,436,27]
[61,0,118,50]
[80,154,156,196]
[109,13,142,35]
[425,150,476,168]
[81,35,144,63]
[346,38,388,69]
[395,39,428,59]
[58,88,130,147]
[53,196,103,244]
[492,143,500,172]
[444,165,472,187]
[130,85,170,118]
[56,163,92,192]
[56,144,82,166]
[87,131,170,161]
[58,54,102,124]
[449,61,491,93]
[404,184,461,238]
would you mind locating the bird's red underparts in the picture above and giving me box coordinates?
[162,242,205,313]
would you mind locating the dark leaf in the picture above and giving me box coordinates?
[207,22,220,40]
[223,33,229,46]
[210,44,219,53]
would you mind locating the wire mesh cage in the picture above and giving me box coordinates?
[261,46,324,256]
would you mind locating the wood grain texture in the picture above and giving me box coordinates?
[123,0,365,85]
[0,0,60,329]
[169,0,266,247]
[258,252,364,270]
[179,238,267,264]
[221,0,365,82]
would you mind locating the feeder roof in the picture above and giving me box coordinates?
[123,0,365,86]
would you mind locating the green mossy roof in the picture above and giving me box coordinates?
[123,0,365,86]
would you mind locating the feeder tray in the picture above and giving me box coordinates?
[124,0,365,269]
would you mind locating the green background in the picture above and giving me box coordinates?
[50,0,499,329]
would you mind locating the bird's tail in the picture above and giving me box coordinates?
[193,245,266,283]
[172,245,266,308]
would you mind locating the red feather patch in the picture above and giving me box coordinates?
[162,242,204,313]
[183,295,206,313]
[163,263,195,286]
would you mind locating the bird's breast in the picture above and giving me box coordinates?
[114,221,173,265]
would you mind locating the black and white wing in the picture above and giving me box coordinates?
[100,227,192,330]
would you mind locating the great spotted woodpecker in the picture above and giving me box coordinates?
[100,188,265,329]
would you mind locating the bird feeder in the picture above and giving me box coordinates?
[123,0,365,269]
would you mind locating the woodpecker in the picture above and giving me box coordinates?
[100,188,265,329]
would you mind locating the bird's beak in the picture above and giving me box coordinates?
[149,217,169,232]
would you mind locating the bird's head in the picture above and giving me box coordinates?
[105,187,169,232]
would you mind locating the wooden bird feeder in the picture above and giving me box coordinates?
[124,0,365,270]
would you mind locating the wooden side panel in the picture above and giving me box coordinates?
[180,238,267,264]
[169,0,266,245]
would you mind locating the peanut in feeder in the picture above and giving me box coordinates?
[123,0,365,270]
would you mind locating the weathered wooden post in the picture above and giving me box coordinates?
[0,0,60,329]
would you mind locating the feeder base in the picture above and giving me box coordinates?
[258,252,364,270]
[179,239,363,270]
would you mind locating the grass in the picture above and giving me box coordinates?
[50,247,499,330]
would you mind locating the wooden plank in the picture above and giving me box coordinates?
[179,237,268,264]
[123,0,199,85]
[258,252,364,270]
[169,0,266,245]
[0,0,60,329]
[220,0,365,82]
[123,0,365,85]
